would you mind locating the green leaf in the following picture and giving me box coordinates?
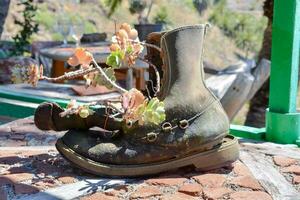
[142,98,166,125]
[126,45,133,54]
[106,50,125,68]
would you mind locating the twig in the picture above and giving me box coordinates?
[145,84,152,99]
[137,56,160,96]
[127,39,162,53]
[92,59,128,94]
[40,67,98,82]
[147,80,157,94]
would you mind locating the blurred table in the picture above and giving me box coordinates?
[40,42,148,90]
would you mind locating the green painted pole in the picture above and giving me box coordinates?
[269,0,300,113]
[266,0,300,145]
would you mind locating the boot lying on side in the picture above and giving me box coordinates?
[35,24,239,177]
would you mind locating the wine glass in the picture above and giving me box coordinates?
[71,22,84,47]
[56,20,71,46]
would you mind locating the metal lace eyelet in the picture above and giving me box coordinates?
[162,122,172,132]
[147,132,158,142]
[179,119,189,129]
[126,121,133,128]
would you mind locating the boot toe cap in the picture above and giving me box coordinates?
[34,102,57,130]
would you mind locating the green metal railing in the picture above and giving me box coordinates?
[266,0,300,145]
[231,0,300,146]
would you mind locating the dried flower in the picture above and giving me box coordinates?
[67,48,93,68]
[11,64,43,86]
[122,88,146,123]
[66,99,78,109]
[107,23,143,68]
[63,99,94,118]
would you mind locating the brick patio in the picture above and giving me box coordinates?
[1,118,300,200]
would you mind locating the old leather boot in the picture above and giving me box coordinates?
[55,24,239,177]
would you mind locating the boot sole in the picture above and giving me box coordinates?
[55,135,239,177]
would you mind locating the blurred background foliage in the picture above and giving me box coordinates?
[0,0,267,125]
[209,0,267,58]
[0,0,266,73]
[1,0,266,65]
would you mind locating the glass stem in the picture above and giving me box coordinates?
[76,39,80,47]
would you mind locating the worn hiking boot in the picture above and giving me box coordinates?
[53,25,239,177]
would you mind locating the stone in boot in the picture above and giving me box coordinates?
[53,25,239,177]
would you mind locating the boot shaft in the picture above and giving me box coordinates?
[159,25,217,116]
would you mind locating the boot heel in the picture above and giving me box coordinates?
[193,136,239,171]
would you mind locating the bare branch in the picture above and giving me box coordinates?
[127,39,162,53]
[41,67,97,82]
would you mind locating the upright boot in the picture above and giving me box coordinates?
[55,25,239,177]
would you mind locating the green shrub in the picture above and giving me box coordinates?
[153,6,171,26]
[12,0,39,56]
[35,4,56,30]
[209,0,267,57]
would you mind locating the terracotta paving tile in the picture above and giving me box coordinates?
[202,187,232,200]
[178,183,203,196]
[14,183,39,195]
[1,173,33,184]
[2,166,30,175]
[282,165,300,175]
[130,186,162,199]
[233,161,252,176]
[32,161,63,175]
[230,191,272,200]
[32,178,58,190]
[81,192,118,200]
[230,175,263,190]
[192,174,226,188]
[104,185,128,197]
[145,175,187,186]
[57,176,77,184]
[293,175,300,184]
[0,140,27,147]
[160,192,200,200]
[273,156,297,167]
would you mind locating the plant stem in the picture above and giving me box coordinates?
[41,67,98,82]
[137,56,160,96]
[106,101,124,114]
[92,59,128,94]
[41,60,127,94]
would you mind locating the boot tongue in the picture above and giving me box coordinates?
[145,32,166,100]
